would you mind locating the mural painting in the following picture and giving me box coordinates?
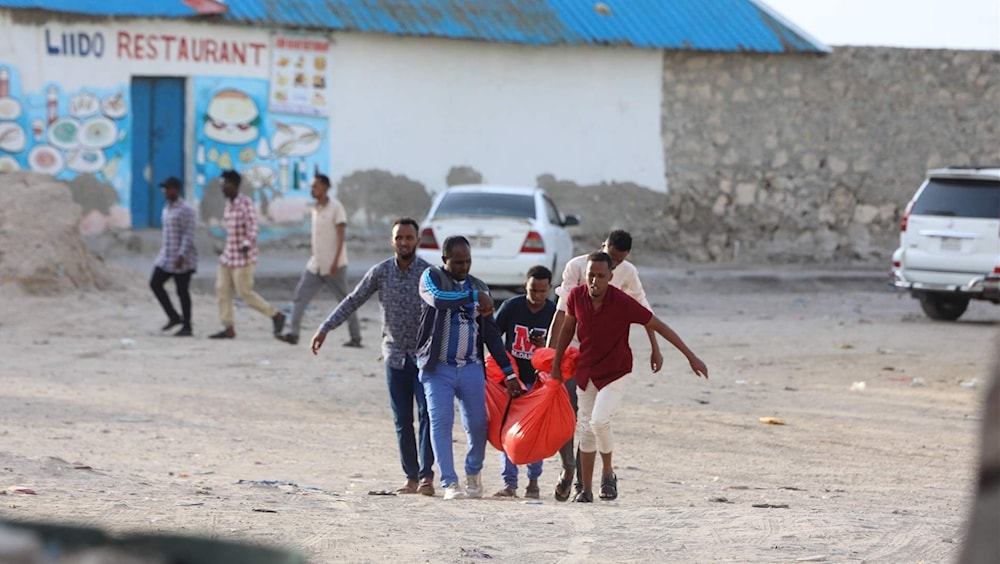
[194,76,328,238]
[0,63,132,233]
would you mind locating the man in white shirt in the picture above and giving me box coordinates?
[278,174,362,347]
[546,230,662,501]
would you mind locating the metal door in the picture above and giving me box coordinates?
[130,77,185,228]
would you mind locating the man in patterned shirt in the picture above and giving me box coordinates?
[311,218,435,496]
[150,176,197,337]
[208,169,286,340]
[416,236,518,500]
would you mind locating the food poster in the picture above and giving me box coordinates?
[194,76,329,231]
[0,63,132,227]
[268,34,330,117]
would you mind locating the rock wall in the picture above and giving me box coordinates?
[657,46,999,264]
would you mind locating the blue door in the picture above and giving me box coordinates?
[130,77,185,228]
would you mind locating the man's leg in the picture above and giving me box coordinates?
[216,264,235,330]
[386,361,420,484]
[328,267,362,343]
[411,357,435,485]
[232,265,278,318]
[455,363,488,496]
[575,380,599,499]
[288,269,323,338]
[419,365,458,488]
[589,377,626,499]
[174,270,194,330]
[150,267,180,325]
[499,452,518,492]
[555,376,579,499]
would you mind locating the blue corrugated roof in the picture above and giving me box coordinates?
[0,0,828,53]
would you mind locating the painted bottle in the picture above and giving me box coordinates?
[46,86,58,125]
[0,67,8,98]
[278,157,289,191]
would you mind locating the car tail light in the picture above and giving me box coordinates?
[419,228,439,250]
[520,231,545,253]
[893,260,901,268]
[900,201,914,232]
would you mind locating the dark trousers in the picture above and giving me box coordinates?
[558,377,581,478]
[150,267,194,329]
[387,356,435,482]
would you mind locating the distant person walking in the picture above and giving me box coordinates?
[150,176,197,337]
[279,173,361,347]
[416,236,518,500]
[208,169,286,340]
[311,218,435,495]
[549,252,708,503]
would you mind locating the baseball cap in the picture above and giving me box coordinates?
[159,176,182,189]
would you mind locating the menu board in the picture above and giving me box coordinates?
[268,34,330,117]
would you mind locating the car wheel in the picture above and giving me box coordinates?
[918,293,970,321]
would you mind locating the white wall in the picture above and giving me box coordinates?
[328,34,667,193]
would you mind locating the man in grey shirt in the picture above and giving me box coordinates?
[311,217,435,495]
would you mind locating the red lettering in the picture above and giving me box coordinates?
[134,33,145,59]
[117,30,132,59]
[250,43,265,66]
[161,35,176,60]
[231,41,246,64]
[146,34,158,59]
[178,37,189,61]
[218,40,229,63]
[192,38,203,61]
[512,326,532,355]
[204,38,217,62]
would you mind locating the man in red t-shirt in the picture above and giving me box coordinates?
[550,252,708,502]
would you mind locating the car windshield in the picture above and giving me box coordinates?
[912,179,1000,219]
[433,192,535,219]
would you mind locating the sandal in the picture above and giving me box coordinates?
[524,483,540,499]
[572,490,593,503]
[396,482,418,494]
[554,477,573,502]
[417,480,435,497]
[599,473,618,500]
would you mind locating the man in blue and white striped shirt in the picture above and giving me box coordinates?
[150,176,197,337]
[416,236,516,500]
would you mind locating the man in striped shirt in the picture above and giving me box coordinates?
[208,169,286,340]
[416,236,518,500]
[150,176,197,337]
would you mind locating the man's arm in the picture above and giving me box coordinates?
[645,315,708,379]
[312,265,381,354]
[547,258,581,347]
[241,197,258,253]
[419,268,492,313]
[176,206,196,269]
[549,312,577,382]
[620,263,663,371]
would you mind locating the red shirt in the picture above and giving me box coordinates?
[567,284,653,390]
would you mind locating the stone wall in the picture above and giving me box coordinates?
[658,47,999,264]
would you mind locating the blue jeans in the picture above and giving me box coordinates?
[387,357,434,482]
[419,362,488,488]
[499,380,543,488]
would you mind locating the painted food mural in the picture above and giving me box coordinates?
[194,77,329,228]
[0,64,131,229]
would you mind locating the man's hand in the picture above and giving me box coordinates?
[649,349,664,373]
[529,334,545,348]
[477,292,495,317]
[311,332,327,356]
[328,264,340,276]
[550,366,563,383]
[505,378,523,397]
[173,256,185,270]
[240,245,249,257]
[689,355,708,379]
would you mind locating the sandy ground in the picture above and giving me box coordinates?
[1,259,998,563]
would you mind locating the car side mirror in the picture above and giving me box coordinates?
[562,214,580,227]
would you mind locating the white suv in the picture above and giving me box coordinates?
[891,167,1000,320]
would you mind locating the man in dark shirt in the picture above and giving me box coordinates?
[550,252,708,503]
[492,265,557,499]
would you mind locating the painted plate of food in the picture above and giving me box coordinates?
[0,122,27,152]
[66,147,106,174]
[78,116,118,149]
[48,117,81,150]
[28,145,65,176]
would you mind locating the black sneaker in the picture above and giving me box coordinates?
[162,319,182,331]
[272,312,286,336]
[278,333,298,345]
[343,339,362,348]
[174,327,193,337]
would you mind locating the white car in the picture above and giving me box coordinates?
[891,167,1000,320]
[417,185,580,291]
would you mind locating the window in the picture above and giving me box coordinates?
[912,179,1000,219]
[433,192,535,219]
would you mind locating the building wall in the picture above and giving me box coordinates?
[655,47,1000,263]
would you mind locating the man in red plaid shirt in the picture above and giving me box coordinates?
[208,169,286,340]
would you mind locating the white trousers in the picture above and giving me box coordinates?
[575,377,627,454]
